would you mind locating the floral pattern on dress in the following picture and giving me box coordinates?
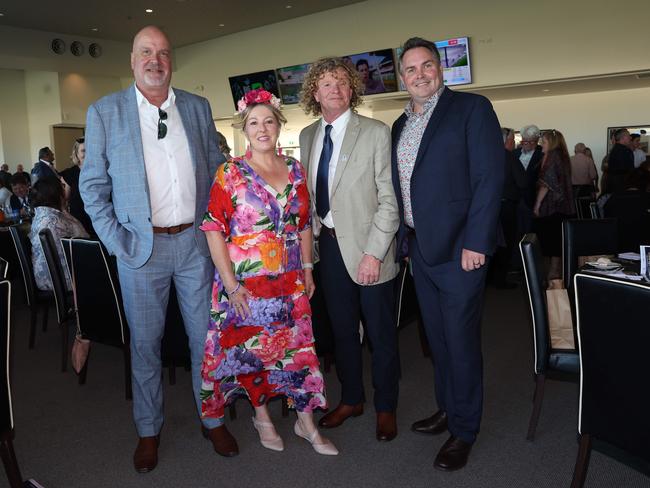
[200,156,326,420]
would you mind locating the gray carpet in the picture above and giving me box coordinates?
[7,285,649,488]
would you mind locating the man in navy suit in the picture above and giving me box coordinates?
[31,147,58,185]
[391,37,504,471]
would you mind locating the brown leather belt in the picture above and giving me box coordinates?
[322,226,336,238]
[152,223,193,235]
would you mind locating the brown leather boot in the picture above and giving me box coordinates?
[318,403,363,428]
[206,425,239,457]
[133,436,159,473]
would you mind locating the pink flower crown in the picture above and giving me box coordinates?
[237,88,282,113]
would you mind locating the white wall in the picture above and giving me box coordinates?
[173,0,650,119]
[372,87,650,170]
[0,69,30,170]
[59,72,123,124]
[25,71,62,167]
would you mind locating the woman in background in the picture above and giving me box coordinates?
[533,130,575,280]
[61,138,94,236]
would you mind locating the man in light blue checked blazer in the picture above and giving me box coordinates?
[80,26,237,473]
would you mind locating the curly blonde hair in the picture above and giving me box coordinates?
[300,57,364,117]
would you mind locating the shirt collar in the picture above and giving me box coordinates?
[405,86,445,118]
[321,108,351,134]
[39,159,53,166]
[134,84,175,111]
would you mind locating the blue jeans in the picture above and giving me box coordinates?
[117,228,222,437]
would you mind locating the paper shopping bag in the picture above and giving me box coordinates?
[545,279,575,349]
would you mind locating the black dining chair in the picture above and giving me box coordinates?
[562,218,618,329]
[570,273,650,487]
[61,237,132,399]
[9,224,53,349]
[39,229,76,372]
[0,258,8,280]
[0,279,25,488]
[0,230,20,282]
[519,234,579,441]
[574,196,595,220]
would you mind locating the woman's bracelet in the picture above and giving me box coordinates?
[302,262,314,270]
[227,283,241,295]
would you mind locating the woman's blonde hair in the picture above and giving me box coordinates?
[71,137,84,165]
[300,57,364,117]
[232,103,287,130]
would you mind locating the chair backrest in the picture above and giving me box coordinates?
[575,273,650,463]
[574,196,594,220]
[588,202,601,219]
[38,229,73,324]
[0,230,19,281]
[9,224,36,307]
[519,233,550,374]
[0,257,8,280]
[0,279,13,433]
[562,219,618,291]
[603,192,650,252]
[61,238,127,347]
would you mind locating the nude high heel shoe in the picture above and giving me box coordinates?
[252,417,284,452]
[294,420,339,455]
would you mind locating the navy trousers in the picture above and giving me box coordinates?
[409,234,486,444]
[318,230,399,412]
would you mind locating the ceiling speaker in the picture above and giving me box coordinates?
[71,41,84,56]
[51,38,66,55]
[89,43,103,58]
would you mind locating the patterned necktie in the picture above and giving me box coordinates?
[316,124,333,219]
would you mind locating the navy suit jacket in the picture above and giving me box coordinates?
[513,145,543,207]
[31,161,58,185]
[391,88,504,266]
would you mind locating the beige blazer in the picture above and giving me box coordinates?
[299,112,399,285]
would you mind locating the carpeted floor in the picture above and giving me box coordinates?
[7,284,649,488]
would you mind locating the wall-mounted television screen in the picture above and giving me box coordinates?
[344,48,397,95]
[396,37,472,91]
[228,70,280,111]
[277,63,312,105]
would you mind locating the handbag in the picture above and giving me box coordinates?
[66,238,91,374]
[545,279,575,349]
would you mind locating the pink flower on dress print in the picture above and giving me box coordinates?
[227,242,259,263]
[258,328,293,364]
[302,374,324,393]
[233,204,259,233]
[289,317,313,348]
[202,393,225,417]
[224,164,243,189]
[306,395,325,412]
[284,350,320,371]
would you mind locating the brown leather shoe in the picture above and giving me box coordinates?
[411,410,448,435]
[434,435,473,471]
[376,412,397,441]
[206,425,239,457]
[318,403,363,429]
[133,436,159,473]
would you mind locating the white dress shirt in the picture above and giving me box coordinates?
[519,149,534,170]
[135,85,196,227]
[309,109,351,229]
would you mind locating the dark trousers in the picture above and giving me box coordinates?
[318,230,399,412]
[492,199,518,285]
[409,234,486,444]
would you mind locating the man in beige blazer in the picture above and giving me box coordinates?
[299,57,400,441]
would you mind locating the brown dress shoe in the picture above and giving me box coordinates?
[206,425,239,457]
[133,436,159,473]
[376,412,397,441]
[318,403,363,429]
[411,410,448,435]
[434,435,473,471]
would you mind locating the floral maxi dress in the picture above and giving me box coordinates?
[200,156,327,421]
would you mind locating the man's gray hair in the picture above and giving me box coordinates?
[520,124,540,140]
[574,142,586,154]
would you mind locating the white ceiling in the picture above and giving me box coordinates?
[0,0,364,47]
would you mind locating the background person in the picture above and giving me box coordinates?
[533,130,575,280]
[29,176,88,291]
[61,138,94,236]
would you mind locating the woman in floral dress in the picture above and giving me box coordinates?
[200,89,337,455]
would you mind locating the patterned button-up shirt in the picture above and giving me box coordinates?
[396,87,444,228]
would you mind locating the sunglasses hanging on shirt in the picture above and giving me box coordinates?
[158,108,168,140]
